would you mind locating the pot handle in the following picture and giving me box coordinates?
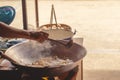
[0,51,4,57]
[48,39,73,48]
[50,4,58,28]
[0,51,19,65]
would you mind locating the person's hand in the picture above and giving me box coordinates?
[29,31,49,42]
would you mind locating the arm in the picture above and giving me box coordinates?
[0,22,48,42]
[0,22,30,39]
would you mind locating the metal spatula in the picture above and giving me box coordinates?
[48,38,73,48]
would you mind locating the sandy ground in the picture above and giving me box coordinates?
[1,0,120,80]
[83,53,120,80]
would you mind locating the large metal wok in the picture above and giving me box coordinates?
[1,40,86,76]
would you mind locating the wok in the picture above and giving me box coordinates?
[1,40,86,76]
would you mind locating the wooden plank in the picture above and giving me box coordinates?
[73,38,83,80]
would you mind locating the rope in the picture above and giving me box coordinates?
[50,5,58,28]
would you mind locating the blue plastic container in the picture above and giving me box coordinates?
[0,6,15,25]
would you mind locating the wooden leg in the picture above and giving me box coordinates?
[81,60,83,80]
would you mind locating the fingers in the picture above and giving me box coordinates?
[38,32,48,42]
[30,31,49,42]
[40,32,49,39]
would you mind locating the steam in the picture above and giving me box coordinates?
[27,40,53,61]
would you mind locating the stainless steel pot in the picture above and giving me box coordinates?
[38,24,76,40]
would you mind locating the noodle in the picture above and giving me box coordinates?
[32,56,73,67]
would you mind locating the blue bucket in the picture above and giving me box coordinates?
[0,6,15,25]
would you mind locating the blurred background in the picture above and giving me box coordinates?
[0,0,120,80]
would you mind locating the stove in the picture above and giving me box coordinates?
[0,62,78,80]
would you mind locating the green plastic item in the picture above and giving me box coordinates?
[0,6,15,25]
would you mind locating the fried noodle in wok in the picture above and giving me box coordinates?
[30,56,73,67]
